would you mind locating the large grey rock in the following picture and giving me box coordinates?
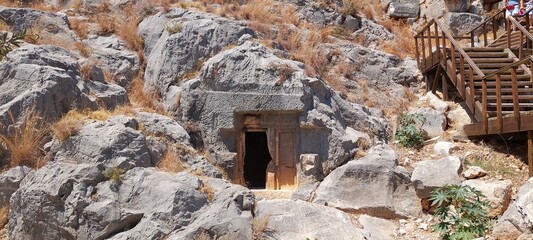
[411,156,463,198]
[442,12,483,36]
[313,145,421,218]
[297,4,342,26]
[420,0,447,19]
[444,0,471,12]
[0,7,77,45]
[255,199,366,240]
[143,9,254,95]
[342,15,361,31]
[462,179,512,218]
[9,163,254,240]
[135,111,191,145]
[359,215,398,240]
[353,18,395,46]
[409,107,447,139]
[8,162,105,240]
[493,178,533,239]
[84,35,140,87]
[463,166,487,179]
[54,117,153,169]
[0,44,127,126]
[0,166,31,207]
[387,0,419,18]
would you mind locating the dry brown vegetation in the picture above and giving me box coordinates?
[199,181,215,202]
[157,144,187,173]
[51,110,86,142]
[128,74,166,113]
[69,18,89,39]
[252,215,270,240]
[0,111,50,170]
[0,205,8,229]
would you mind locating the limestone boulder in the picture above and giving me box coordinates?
[0,44,128,126]
[411,156,463,198]
[54,116,153,169]
[444,0,471,12]
[0,166,32,207]
[8,164,254,240]
[297,3,342,26]
[135,111,191,145]
[409,107,447,139]
[313,145,421,218]
[462,179,512,218]
[420,0,447,19]
[143,8,254,95]
[433,141,454,156]
[419,92,448,114]
[84,35,140,87]
[442,12,483,36]
[0,7,77,45]
[353,18,395,46]
[254,199,366,240]
[359,215,398,240]
[463,166,487,179]
[493,178,533,239]
[387,0,420,18]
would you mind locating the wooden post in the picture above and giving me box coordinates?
[527,130,533,177]
[442,74,448,101]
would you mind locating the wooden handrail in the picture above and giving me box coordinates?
[467,8,505,36]
[482,56,533,80]
[467,8,505,47]
[507,16,533,58]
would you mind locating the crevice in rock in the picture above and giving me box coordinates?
[98,213,144,240]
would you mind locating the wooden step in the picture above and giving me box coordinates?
[485,95,533,100]
[460,47,506,52]
[486,102,533,108]
[461,63,520,68]
[473,81,533,87]
[452,52,509,58]
[475,88,533,93]
[466,58,514,63]
[473,74,531,80]
[464,68,525,74]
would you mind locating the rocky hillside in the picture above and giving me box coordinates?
[0,0,530,239]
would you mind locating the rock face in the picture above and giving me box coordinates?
[409,107,447,139]
[442,12,483,36]
[313,145,421,218]
[54,117,153,169]
[178,40,390,189]
[359,215,398,240]
[462,179,512,218]
[444,0,471,12]
[84,35,140,87]
[0,166,31,207]
[9,164,254,240]
[254,199,366,240]
[493,178,533,239]
[0,7,77,45]
[387,0,420,18]
[142,8,254,95]
[0,44,128,126]
[411,156,463,198]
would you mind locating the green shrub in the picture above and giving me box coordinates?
[395,113,425,148]
[430,184,491,240]
[0,29,26,61]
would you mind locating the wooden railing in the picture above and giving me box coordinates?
[466,8,505,47]
[506,16,533,58]
[478,55,533,134]
[415,18,486,118]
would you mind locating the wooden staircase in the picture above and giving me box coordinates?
[414,10,533,176]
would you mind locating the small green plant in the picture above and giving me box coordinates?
[103,166,125,182]
[0,29,26,60]
[430,184,491,240]
[395,113,425,147]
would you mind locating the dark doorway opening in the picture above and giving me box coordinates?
[244,131,272,189]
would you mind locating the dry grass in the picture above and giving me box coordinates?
[380,20,416,59]
[75,42,91,58]
[0,110,50,169]
[79,62,93,81]
[116,6,144,52]
[269,63,295,86]
[69,18,89,39]
[194,229,211,240]
[51,110,86,142]
[199,181,215,202]
[0,205,8,229]
[252,215,270,240]
[157,145,187,173]
[96,15,117,35]
[128,74,165,113]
